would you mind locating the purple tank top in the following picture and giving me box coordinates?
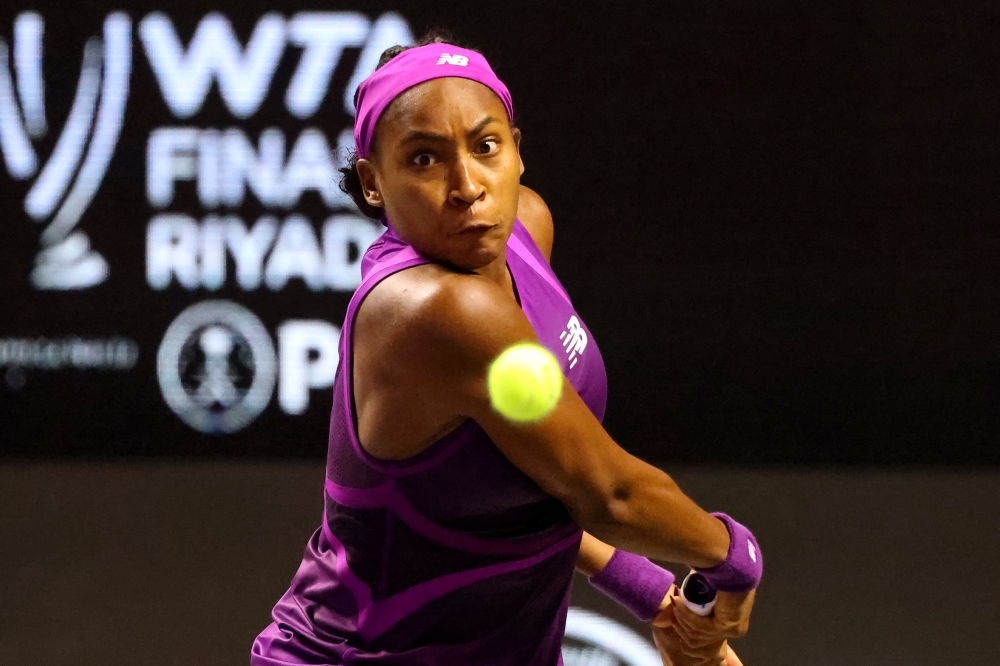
[252,221,608,665]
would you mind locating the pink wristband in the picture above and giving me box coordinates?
[694,513,763,593]
[588,550,675,622]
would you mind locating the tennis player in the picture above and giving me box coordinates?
[251,34,762,665]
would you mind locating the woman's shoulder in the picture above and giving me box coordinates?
[517,185,554,261]
[358,263,526,360]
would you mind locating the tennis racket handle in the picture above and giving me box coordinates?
[680,571,717,617]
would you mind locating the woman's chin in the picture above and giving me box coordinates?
[445,237,506,273]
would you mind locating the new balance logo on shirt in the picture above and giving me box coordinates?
[436,53,469,66]
[559,316,588,370]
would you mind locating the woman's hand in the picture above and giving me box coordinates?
[651,587,749,666]
[663,586,756,649]
[651,627,743,666]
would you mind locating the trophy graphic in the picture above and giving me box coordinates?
[0,12,131,290]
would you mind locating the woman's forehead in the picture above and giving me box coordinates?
[379,78,510,138]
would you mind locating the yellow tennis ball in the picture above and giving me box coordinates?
[488,343,564,422]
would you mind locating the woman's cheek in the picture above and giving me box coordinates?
[403,183,441,213]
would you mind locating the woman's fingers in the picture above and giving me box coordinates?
[710,590,756,639]
[652,625,728,666]
[668,590,724,648]
[671,588,757,646]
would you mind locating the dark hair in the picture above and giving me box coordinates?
[338,30,478,220]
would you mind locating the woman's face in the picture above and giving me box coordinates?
[356,77,524,272]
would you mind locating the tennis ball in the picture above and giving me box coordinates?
[488,343,563,422]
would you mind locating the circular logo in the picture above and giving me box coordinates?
[562,608,661,666]
[157,300,276,434]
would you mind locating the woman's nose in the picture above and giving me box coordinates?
[448,156,486,206]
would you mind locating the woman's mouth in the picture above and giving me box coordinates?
[453,222,498,235]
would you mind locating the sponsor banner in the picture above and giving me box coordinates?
[0,336,138,371]
[0,8,394,291]
[0,4,412,453]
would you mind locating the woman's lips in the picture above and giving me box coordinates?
[453,222,498,235]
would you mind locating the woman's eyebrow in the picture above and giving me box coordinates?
[400,117,502,145]
[466,116,501,137]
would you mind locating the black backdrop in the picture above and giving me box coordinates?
[2,0,999,464]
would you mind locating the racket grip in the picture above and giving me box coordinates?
[680,571,717,617]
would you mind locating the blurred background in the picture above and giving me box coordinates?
[1,1,999,664]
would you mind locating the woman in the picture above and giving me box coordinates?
[252,35,761,665]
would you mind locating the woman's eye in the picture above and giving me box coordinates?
[412,153,435,167]
[476,140,499,155]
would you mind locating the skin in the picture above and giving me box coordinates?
[523,196,750,666]
[353,77,748,631]
[653,587,752,666]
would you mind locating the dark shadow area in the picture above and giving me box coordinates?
[2,462,997,665]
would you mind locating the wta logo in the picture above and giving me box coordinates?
[0,10,413,294]
[0,12,131,290]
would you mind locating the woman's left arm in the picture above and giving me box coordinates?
[520,186,753,659]
[518,188,664,591]
[516,195,640,600]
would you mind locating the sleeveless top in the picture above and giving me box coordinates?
[251,220,608,666]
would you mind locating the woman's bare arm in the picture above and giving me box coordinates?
[386,268,728,567]
[517,189,638,577]
[516,191,630,575]
[576,531,617,577]
[515,186,726,566]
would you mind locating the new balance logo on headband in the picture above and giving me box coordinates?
[436,53,468,66]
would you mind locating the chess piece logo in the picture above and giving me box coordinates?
[157,300,277,434]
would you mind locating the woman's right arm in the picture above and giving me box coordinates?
[399,269,730,568]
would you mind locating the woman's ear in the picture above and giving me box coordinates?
[356,158,384,208]
[512,127,525,177]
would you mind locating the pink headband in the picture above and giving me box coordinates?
[353,44,514,159]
